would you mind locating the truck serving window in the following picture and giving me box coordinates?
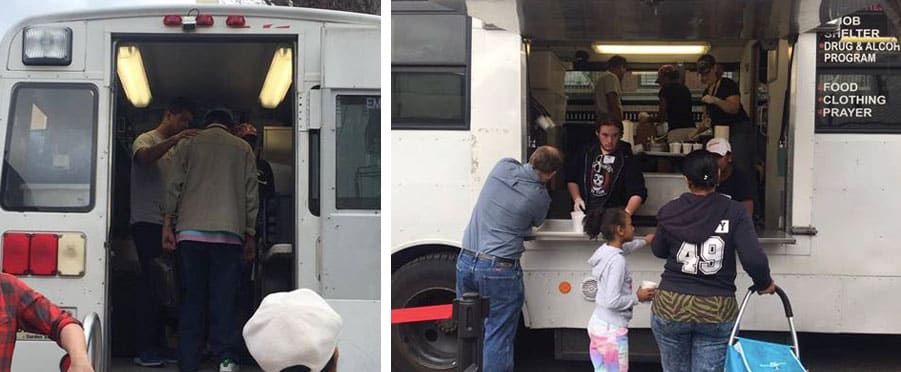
[336,95,380,210]
[2,84,97,212]
[815,8,901,133]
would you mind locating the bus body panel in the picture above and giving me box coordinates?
[1,5,380,370]
[392,17,901,338]
[391,24,524,253]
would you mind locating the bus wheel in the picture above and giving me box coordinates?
[392,252,458,371]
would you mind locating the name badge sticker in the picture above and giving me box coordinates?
[603,155,615,164]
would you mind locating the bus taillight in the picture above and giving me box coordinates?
[30,234,58,276]
[226,16,246,27]
[1,232,84,277]
[2,233,29,275]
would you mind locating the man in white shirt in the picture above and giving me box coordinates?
[594,55,627,124]
[129,97,198,367]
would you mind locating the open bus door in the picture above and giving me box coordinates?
[0,32,110,369]
[316,24,380,371]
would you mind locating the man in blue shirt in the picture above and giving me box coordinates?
[456,145,563,372]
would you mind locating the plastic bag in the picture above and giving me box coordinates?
[150,254,179,311]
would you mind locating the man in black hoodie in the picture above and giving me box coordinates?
[566,121,647,215]
[649,150,775,372]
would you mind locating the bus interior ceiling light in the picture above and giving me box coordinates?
[259,48,293,109]
[592,43,710,55]
[117,45,152,108]
[22,26,72,65]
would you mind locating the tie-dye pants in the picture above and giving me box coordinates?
[587,315,629,372]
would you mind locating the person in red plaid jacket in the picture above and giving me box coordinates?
[0,273,93,372]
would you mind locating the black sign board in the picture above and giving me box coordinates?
[816,6,901,133]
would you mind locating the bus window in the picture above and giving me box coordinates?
[336,95,380,209]
[2,84,97,211]
[392,68,467,129]
[310,129,320,216]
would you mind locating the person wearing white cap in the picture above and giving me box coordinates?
[243,289,342,372]
[705,137,754,217]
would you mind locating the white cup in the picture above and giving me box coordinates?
[682,143,693,154]
[669,142,681,153]
[693,143,704,151]
[571,211,585,233]
[640,280,658,290]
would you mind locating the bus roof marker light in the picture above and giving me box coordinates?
[226,15,247,28]
[196,14,214,27]
[259,47,293,109]
[22,26,72,66]
[117,45,152,108]
[592,42,710,55]
[163,15,182,26]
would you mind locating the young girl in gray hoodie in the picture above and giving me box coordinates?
[584,208,655,372]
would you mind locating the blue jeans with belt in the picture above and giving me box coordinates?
[651,313,735,372]
[455,251,524,372]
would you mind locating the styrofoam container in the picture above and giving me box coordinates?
[571,211,585,233]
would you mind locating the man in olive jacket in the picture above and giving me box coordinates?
[162,108,258,372]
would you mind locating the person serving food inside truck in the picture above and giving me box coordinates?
[697,54,755,180]
[566,120,648,215]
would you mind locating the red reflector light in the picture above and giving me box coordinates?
[30,234,58,276]
[226,16,246,27]
[163,15,182,26]
[2,233,29,275]
[196,14,214,26]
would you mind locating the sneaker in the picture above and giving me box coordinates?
[133,352,164,367]
[219,358,240,372]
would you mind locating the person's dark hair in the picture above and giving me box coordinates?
[607,55,627,69]
[280,353,337,372]
[665,69,681,81]
[166,96,195,115]
[696,54,717,73]
[204,109,236,128]
[583,208,629,241]
[528,145,563,174]
[595,120,623,134]
[682,149,719,189]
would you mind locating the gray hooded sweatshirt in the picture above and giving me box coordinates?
[587,240,646,327]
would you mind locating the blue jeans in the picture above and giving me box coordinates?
[456,252,524,372]
[651,313,735,372]
[131,223,166,355]
[176,240,242,372]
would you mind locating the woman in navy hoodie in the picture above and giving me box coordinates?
[650,150,776,372]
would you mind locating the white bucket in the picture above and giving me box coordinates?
[571,211,585,233]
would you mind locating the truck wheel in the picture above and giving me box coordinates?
[392,252,458,371]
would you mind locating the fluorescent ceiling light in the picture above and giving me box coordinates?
[260,48,293,109]
[116,45,152,108]
[839,36,898,43]
[592,43,710,55]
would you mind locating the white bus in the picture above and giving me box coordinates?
[0,4,379,371]
[391,0,901,370]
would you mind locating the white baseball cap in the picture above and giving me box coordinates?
[243,288,343,372]
[706,137,732,157]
